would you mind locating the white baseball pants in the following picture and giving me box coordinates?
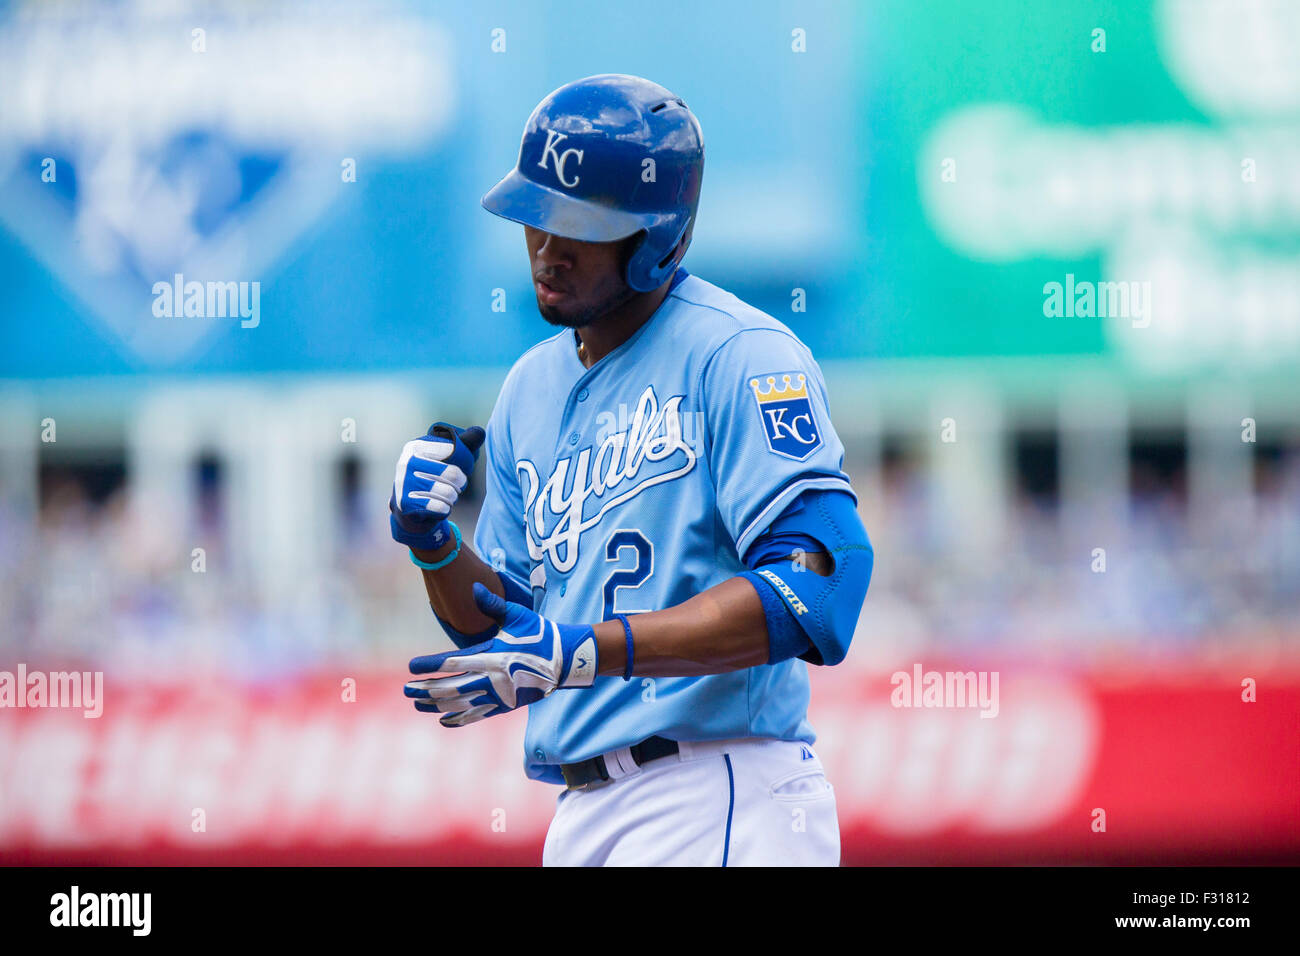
[541,737,840,866]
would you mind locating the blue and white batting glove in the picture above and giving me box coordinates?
[404,582,598,727]
[389,422,485,551]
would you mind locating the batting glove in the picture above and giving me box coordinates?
[404,582,598,727]
[389,422,485,551]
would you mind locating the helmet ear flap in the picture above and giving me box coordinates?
[658,215,694,270]
[627,215,693,291]
[620,230,648,286]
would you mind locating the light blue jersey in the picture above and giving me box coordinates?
[472,271,856,784]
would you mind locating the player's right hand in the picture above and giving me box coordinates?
[389,422,485,551]
[403,582,598,727]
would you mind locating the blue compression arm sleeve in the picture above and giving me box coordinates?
[739,488,873,666]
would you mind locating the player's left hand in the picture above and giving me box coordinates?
[404,582,599,727]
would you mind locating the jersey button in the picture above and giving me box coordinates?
[577,387,589,402]
[534,748,545,760]
[560,583,567,596]
[568,431,580,445]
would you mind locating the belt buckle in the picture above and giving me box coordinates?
[564,774,593,792]
[562,756,608,792]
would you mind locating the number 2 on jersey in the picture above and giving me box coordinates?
[602,529,653,619]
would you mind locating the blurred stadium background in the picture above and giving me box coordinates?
[1,0,1297,864]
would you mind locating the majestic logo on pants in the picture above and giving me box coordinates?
[750,372,821,461]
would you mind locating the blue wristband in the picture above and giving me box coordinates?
[409,520,462,571]
[614,613,635,681]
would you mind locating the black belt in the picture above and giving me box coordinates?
[559,735,680,791]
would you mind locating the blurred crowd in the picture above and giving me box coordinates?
[858,448,1300,669]
[2,448,1298,680]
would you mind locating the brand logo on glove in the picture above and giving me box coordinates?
[568,637,597,685]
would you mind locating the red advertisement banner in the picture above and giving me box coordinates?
[2,667,1296,865]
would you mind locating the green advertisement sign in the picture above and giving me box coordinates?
[859,0,1300,372]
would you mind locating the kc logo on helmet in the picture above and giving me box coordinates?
[750,372,821,460]
[537,129,584,188]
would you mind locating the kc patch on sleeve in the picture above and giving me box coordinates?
[749,371,822,460]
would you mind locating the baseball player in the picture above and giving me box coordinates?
[390,74,873,866]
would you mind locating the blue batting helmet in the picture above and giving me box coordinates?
[481,74,705,293]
